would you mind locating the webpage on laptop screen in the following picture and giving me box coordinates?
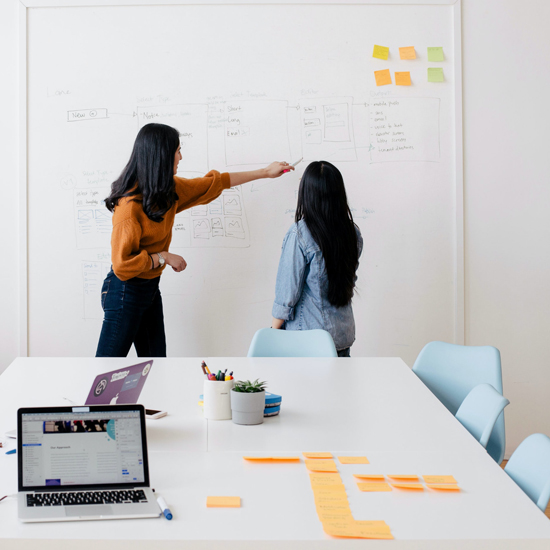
[21,410,145,488]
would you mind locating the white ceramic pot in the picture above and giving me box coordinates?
[230,389,265,425]
[203,379,235,420]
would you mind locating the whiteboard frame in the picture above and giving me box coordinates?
[18,0,465,356]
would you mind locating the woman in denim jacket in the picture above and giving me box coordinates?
[271,161,363,357]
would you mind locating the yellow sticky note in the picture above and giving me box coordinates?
[338,456,369,465]
[423,475,457,484]
[427,484,460,491]
[357,482,392,492]
[206,496,241,508]
[374,69,392,86]
[390,483,424,491]
[353,474,385,481]
[305,459,338,472]
[387,475,419,481]
[427,47,444,62]
[303,452,333,459]
[372,45,390,60]
[399,46,416,60]
[395,71,412,86]
[428,67,444,82]
[309,473,343,486]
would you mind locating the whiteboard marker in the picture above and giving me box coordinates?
[284,158,303,173]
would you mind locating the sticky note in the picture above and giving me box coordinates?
[309,473,343,486]
[387,475,419,481]
[303,452,333,459]
[338,456,369,465]
[312,485,347,495]
[374,69,392,86]
[390,483,424,490]
[206,496,241,508]
[427,47,444,62]
[323,521,394,540]
[426,484,460,491]
[243,456,300,462]
[317,510,354,522]
[399,46,416,60]
[428,67,444,82]
[357,482,392,492]
[423,475,457,484]
[372,45,390,60]
[314,494,350,505]
[305,459,338,472]
[395,72,412,86]
[353,474,385,481]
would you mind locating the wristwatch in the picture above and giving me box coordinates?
[157,253,165,267]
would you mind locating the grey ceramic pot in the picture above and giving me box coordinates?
[230,389,265,425]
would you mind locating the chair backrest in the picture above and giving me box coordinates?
[247,328,338,358]
[412,341,506,463]
[504,433,550,512]
[455,384,509,449]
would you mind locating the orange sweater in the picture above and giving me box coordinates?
[111,171,230,281]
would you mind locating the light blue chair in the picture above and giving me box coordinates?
[504,434,550,512]
[455,384,509,449]
[412,341,506,463]
[247,328,337,358]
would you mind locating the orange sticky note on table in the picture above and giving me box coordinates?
[305,459,338,472]
[357,482,392,492]
[395,71,411,86]
[338,456,369,465]
[372,45,390,60]
[423,475,457,484]
[374,69,392,86]
[427,484,460,491]
[312,484,347,494]
[206,496,241,508]
[399,46,416,60]
[309,473,343,486]
[353,474,385,481]
[391,483,424,491]
[303,452,333,459]
[388,475,419,481]
[323,521,394,540]
[243,456,300,462]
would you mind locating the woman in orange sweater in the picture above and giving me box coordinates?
[96,123,292,357]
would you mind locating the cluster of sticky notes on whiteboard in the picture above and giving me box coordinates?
[372,45,445,86]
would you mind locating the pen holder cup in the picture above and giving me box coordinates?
[203,379,235,421]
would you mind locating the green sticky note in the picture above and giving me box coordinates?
[428,67,444,82]
[427,47,444,62]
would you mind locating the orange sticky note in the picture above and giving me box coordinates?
[395,71,412,86]
[305,459,338,472]
[423,475,457,484]
[309,473,343,486]
[323,521,394,540]
[303,452,333,459]
[399,46,416,60]
[312,485,347,494]
[357,482,392,492]
[427,484,460,491]
[314,493,349,504]
[206,496,241,508]
[243,456,300,462]
[372,45,390,60]
[338,456,369,465]
[353,474,385,481]
[387,475,419,481]
[374,69,392,86]
[391,483,424,491]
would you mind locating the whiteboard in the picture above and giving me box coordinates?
[23,1,463,366]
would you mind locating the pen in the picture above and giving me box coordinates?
[201,361,208,379]
[284,158,303,173]
[6,449,16,455]
[156,495,173,520]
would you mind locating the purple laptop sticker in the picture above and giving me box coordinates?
[85,361,153,405]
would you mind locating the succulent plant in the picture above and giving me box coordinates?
[233,379,267,393]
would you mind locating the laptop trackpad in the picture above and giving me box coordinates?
[65,505,114,517]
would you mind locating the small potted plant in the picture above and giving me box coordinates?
[230,379,267,425]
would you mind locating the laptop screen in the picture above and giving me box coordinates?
[18,406,149,491]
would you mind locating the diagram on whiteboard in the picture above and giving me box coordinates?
[74,188,112,249]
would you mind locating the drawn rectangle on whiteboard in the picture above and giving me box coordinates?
[67,109,108,122]
[369,97,440,163]
[224,100,290,166]
[304,119,320,127]
[137,104,208,174]
[82,260,110,319]
[74,188,111,249]
[323,103,350,142]
[304,106,316,114]
[224,217,245,239]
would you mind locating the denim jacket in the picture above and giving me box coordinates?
[272,219,363,350]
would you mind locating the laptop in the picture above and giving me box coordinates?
[17,404,160,522]
[85,360,153,405]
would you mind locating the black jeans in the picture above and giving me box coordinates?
[337,347,351,357]
[95,270,166,357]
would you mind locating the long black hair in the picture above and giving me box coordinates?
[295,161,359,308]
[105,123,180,222]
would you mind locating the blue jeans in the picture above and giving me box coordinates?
[95,270,166,357]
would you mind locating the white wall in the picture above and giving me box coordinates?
[1,0,549,458]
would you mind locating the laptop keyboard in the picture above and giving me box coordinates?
[26,489,148,507]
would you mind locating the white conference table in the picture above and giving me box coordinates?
[0,357,549,550]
